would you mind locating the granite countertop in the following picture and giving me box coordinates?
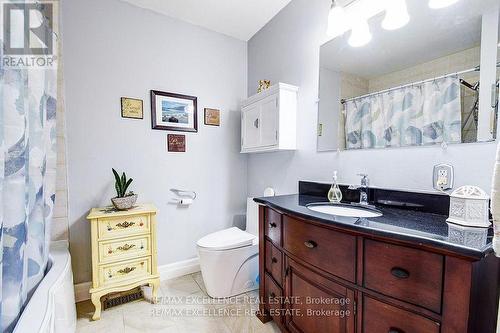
[254,194,494,259]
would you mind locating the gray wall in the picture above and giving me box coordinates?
[62,0,247,283]
[247,0,498,197]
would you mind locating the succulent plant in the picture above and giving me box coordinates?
[112,168,134,198]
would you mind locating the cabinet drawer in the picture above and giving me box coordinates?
[364,239,443,313]
[264,272,283,323]
[265,208,282,246]
[98,214,150,239]
[265,240,283,286]
[363,296,440,333]
[285,258,355,333]
[283,216,356,282]
[98,235,151,264]
[99,256,151,286]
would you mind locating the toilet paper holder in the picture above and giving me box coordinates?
[169,188,196,205]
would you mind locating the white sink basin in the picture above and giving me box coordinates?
[306,203,383,218]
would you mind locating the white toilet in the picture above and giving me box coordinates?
[197,197,259,298]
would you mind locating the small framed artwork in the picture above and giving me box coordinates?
[151,90,197,132]
[121,97,143,119]
[167,134,186,152]
[204,108,220,126]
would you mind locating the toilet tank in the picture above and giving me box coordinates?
[245,197,259,236]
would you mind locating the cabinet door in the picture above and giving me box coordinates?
[285,258,356,333]
[242,103,261,149]
[259,94,279,147]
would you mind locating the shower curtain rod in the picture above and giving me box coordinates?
[340,62,500,104]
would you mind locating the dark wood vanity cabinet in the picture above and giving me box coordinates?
[257,206,500,333]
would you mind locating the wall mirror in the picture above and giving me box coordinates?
[317,0,500,152]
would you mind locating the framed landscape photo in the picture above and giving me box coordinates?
[121,97,143,119]
[151,90,197,132]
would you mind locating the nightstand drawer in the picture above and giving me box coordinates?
[98,235,151,264]
[99,256,151,286]
[98,214,150,239]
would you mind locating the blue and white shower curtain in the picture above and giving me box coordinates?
[0,5,57,333]
[344,76,462,149]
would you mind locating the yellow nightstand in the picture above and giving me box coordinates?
[87,203,160,320]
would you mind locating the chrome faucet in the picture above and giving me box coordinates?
[348,173,369,205]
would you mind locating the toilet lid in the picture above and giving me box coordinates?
[197,227,256,251]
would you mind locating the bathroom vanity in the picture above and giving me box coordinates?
[255,182,499,333]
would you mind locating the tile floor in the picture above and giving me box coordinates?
[76,272,280,333]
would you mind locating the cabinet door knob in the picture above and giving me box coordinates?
[391,267,410,279]
[271,257,278,263]
[388,327,405,333]
[304,240,317,249]
[269,222,277,228]
[254,118,259,128]
[269,292,276,298]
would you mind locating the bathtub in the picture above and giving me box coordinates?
[14,241,76,333]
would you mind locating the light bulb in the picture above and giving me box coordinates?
[348,18,372,47]
[382,0,410,30]
[429,0,459,9]
[327,1,348,38]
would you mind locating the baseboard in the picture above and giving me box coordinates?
[158,257,200,281]
[73,257,200,303]
[74,281,92,303]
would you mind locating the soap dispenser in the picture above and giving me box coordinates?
[328,171,343,203]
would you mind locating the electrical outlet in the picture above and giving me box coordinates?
[433,164,454,191]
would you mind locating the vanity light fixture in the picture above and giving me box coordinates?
[428,0,459,9]
[348,17,372,47]
[382,0,410,30]
[327,0,348,38]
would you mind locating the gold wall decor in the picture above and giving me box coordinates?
[204,108,220,126]
[121,97,144,119]
[257,80,271,93]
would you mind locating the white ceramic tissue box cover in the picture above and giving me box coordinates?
[447,186,490,228]
[447,223,488,248]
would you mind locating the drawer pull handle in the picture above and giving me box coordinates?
[388,327,405,333]
[269,222,277,228]
[304,240,317,249]
[271,257,278,263]
[117,244,135,251]
[118,266,136,274]
[391,267,410,279]
[116,221,135,228]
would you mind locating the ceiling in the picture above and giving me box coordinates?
[120,0,292,41]
[320,0,499,78]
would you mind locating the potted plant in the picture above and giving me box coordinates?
[111,168,138,210]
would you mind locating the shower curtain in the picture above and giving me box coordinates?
[0,3,58,332]
[344,76,462,149]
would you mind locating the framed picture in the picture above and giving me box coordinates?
[121,97,143,119]
[167,134,186,152]
[151,90,197,132]
[204,108,220,126]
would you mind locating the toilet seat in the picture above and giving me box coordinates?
[196,227,257,251]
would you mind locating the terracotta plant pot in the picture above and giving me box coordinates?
[111,194,138,210]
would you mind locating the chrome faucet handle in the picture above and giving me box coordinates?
[357,173,369,186]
